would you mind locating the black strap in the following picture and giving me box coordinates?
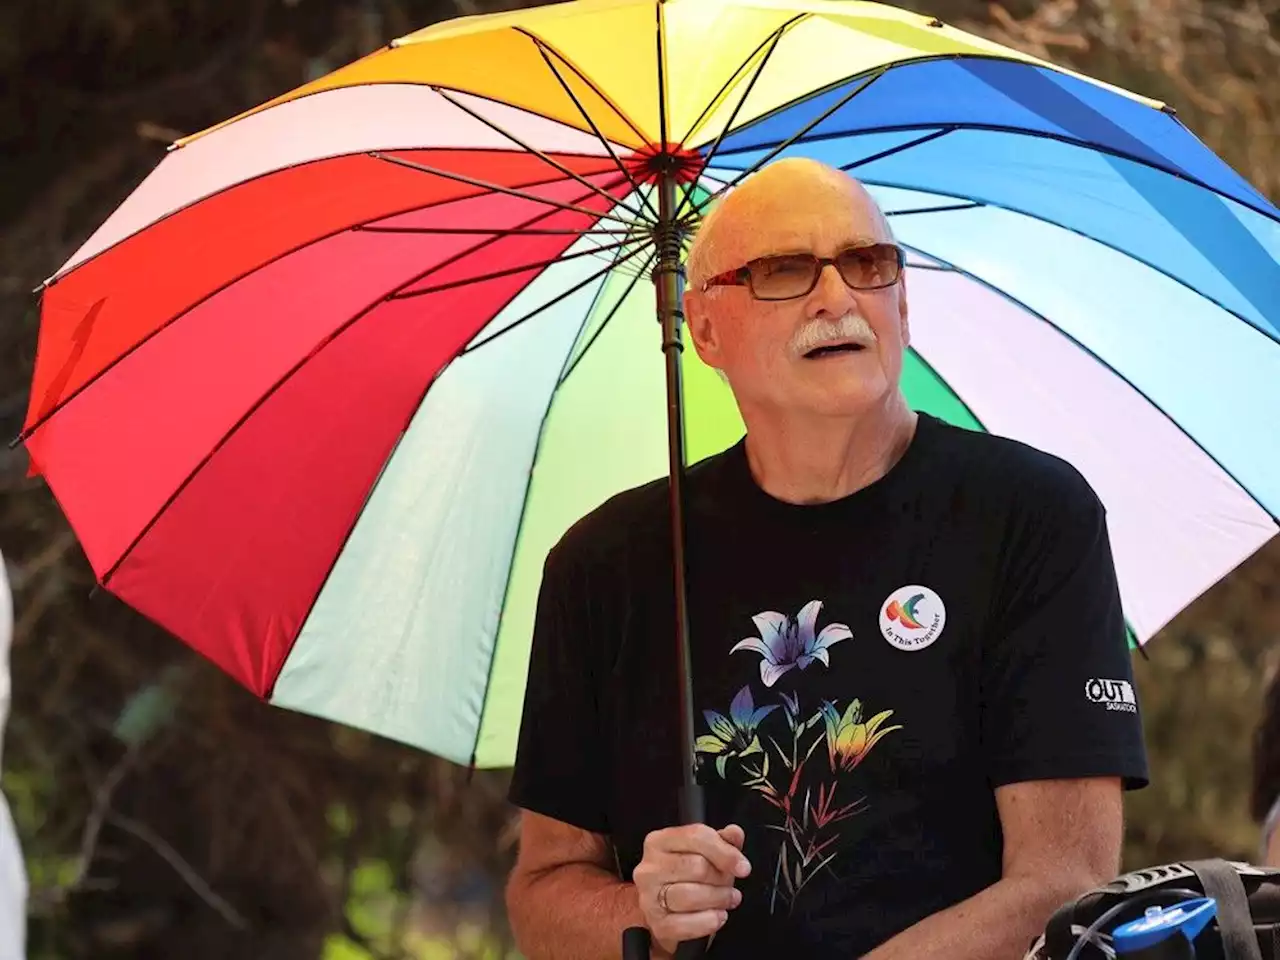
[1187,859,1264,960]
[1043,895,1087,954]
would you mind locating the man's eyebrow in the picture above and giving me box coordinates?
[744,235,881,258]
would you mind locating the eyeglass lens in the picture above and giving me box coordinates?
[748,244,901,299]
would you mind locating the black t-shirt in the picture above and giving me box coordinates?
[508,413,1149,957]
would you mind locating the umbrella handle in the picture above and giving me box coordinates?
[619,787,713,958]
[674,939,709,959]
[623,927,651,960]
[671,783,712,957]
[621,928,709,960]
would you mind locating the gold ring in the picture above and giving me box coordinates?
[657,881,673,913]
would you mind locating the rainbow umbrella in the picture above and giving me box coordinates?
[18,0,1280,783]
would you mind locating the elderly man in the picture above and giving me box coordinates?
[504,157,1148,959]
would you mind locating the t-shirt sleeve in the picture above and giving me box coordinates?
[980,464,1150,791]
[507,537,612,834]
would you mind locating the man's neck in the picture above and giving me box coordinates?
[741,394,919,505]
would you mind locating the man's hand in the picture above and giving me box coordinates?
[632,823,751,956]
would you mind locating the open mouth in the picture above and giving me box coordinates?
[804,342,866,359]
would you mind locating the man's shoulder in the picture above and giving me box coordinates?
[544,473,680,572]
[556,476,669,556]
[545,446,737,572]
[926,417,1102,514]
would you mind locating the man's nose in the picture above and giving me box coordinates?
[806,261,856,316]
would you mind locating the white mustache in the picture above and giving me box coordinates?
[788,313,877,358]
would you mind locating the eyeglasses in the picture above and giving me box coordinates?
[700,243,905,301]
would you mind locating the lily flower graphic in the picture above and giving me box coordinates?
[696,685,779,778]
[731,600,852,687]
[820,698,902,773]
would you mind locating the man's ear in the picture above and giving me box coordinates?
[684,289,721,367]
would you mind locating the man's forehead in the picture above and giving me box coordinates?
[713,194,885,261]
[736,225,881,255]
[686,159,891,281]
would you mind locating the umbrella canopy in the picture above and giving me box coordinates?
[19,0,1280,769]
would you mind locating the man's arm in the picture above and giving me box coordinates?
[863,776,1123,960]
[506,810,749,960]
[506,810,644,960]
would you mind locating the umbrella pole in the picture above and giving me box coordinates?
[621,163,708,960]
[653,166,703,829]
[644,165,711,960]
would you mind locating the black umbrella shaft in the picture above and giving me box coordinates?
[653,167,710,960]
[653,171,702,825]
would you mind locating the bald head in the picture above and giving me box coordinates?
[685,158,893,290]
[681,156,911,420]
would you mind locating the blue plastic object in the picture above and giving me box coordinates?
[1112,897,1218,954]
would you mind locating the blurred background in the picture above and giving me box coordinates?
[1,0,1278,957]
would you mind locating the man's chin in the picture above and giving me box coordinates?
[799,379,891,419]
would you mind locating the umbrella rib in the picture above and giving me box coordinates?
[860,175,1280,349]
[901,240,1280,527]
[683,55,1056,162]
[690,67,890,213]
[93,210,625,584]
[38,144,620,291]
[656,0,669,154]
[459,243,649,356]
[841,127,954,172]
[461,240,646,769]
[558,250,655,386]
[522,33,659,220]
[676,17,804,149]
[576,222,643,260]
[41,142,634,291]
[428,85,649,222]
[271,257,641,708]
[368,151,639,227]
[673,24,790,223]
[679,49,1277,226]
[562,245,648,379]
[884,202,981,217]
[391,238,637,301]
[515,28,651,146]
[15,169,624,447]
[707,122,979,159]
[373,177,631,296]
[357,225,636,236]
[707,115,1280,228]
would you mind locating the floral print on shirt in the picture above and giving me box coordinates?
[697,600,902,915]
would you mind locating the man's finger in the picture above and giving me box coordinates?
[718,824,746,850]
[657,825,751,878]
[661,880,742,914]
[651,852,736,887]
[655,909,729,946]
